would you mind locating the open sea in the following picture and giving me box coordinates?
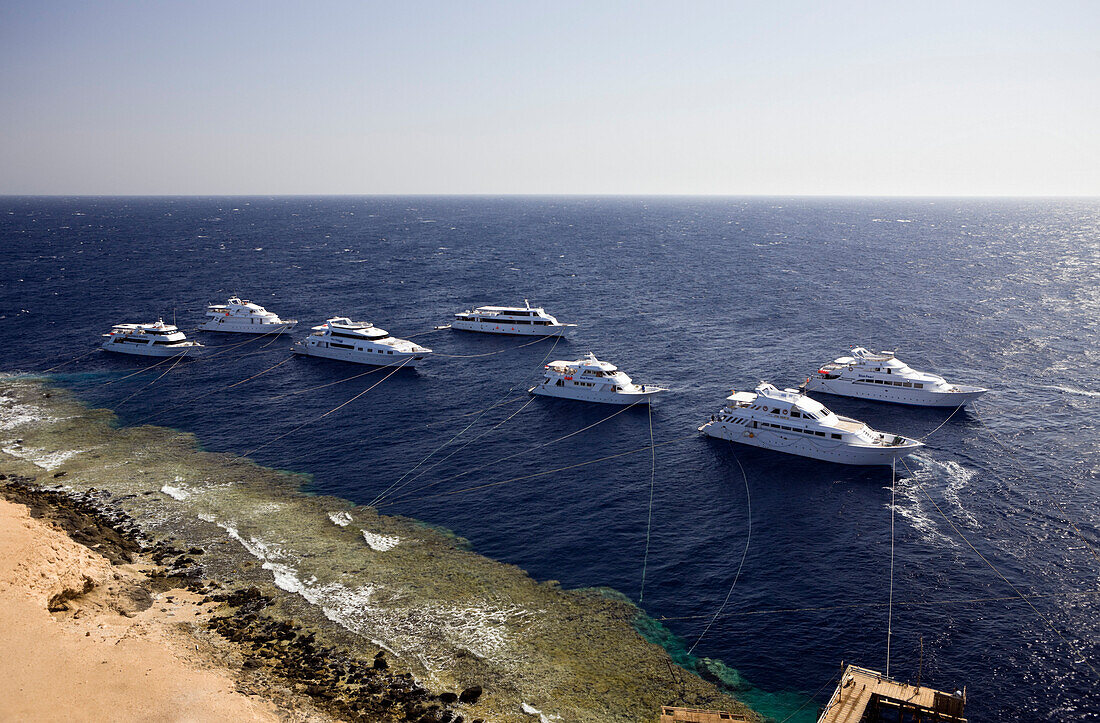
[2,196,1098,720]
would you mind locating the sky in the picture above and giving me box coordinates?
[1,1,1097,196]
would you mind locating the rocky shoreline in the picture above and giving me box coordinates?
[0,377,758,722]
[1,475,479,723]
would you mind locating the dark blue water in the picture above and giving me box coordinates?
[3,196,1098,720]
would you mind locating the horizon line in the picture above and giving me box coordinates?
[2,193,1098,200]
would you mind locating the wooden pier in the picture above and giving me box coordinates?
[817,664,966,723]
[659,706,749,723]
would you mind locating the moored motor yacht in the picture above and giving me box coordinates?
[452,300,575,337]
[101,320,204,357]
[293,317,431,367]
[699,382,922,466]
[530,352,667,405]
[803,347,987,407]
[199,296,297,334]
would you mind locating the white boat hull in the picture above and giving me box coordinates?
[199,319,297,334]
[530,383,666,405]
[804,377,987,407]
[102,342,202,358]
[293,344,425,368]
[452,319,573,337]
[699,420,920,466]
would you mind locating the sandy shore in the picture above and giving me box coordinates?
[0,496,322,723]
[0,377,758,722]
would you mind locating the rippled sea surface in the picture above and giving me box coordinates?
[2,197,1098,720]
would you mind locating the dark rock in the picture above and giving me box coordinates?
[459,685,483,704]
[53,471,67,478]
[438,692,458,704]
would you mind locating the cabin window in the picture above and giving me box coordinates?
[770,408,779,414]
[831,433,841,439]
[903,382,912,388]
[790,410,801,418]
[915,383,923,389]
[555,379,563,386]
[816,431,825,437]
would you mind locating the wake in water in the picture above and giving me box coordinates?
[892,453,980,545]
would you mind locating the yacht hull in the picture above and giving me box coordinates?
[102,343,202,358]
[699,420,920,466]
[293,344,424,368]
[452,320,572,337]
[199,319,297,334]
[804,378,987,407]
[530,384,666,405]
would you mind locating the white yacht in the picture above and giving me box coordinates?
[101,320,204,357]
[530,353,668,405]
[803,347,988,407]
[452,300,575,337]
[199,296,297,334]
[699,382,922,466]
[293,317,431,367]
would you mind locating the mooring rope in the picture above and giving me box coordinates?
[90,352,184,389]
[113,352,188,407]
[380,433,696,507]
[900,457,1099,678]
[37,347,101,374]
[242,358,412,458]
[917,402,966,441]
[270,396,528,470]
[192,325,289,360]
[777,671,843,723]
[267,364,389,401]
[971,405,1100,568]
[370,395,539,507]
[639,402,657,603]
[380,398,644,505]
[886,459,897,677]
[686,441,751,656]
[132,354,297,425]
[654,589,1100,622]
[369,334,563,506]
[432,333,558,358]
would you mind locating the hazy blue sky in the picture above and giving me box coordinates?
[1,1,1097,195]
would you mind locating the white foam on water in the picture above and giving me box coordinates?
[912,453,980,529]
[890,456,957,547]
[0,392,66,432]
[329,511,353,527]
[522,703,541,715]
[160,484,190,500]
[1037,384,1100,398]
[210,517,538,680]
[2,445,83,471]
[362,530,400,551]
